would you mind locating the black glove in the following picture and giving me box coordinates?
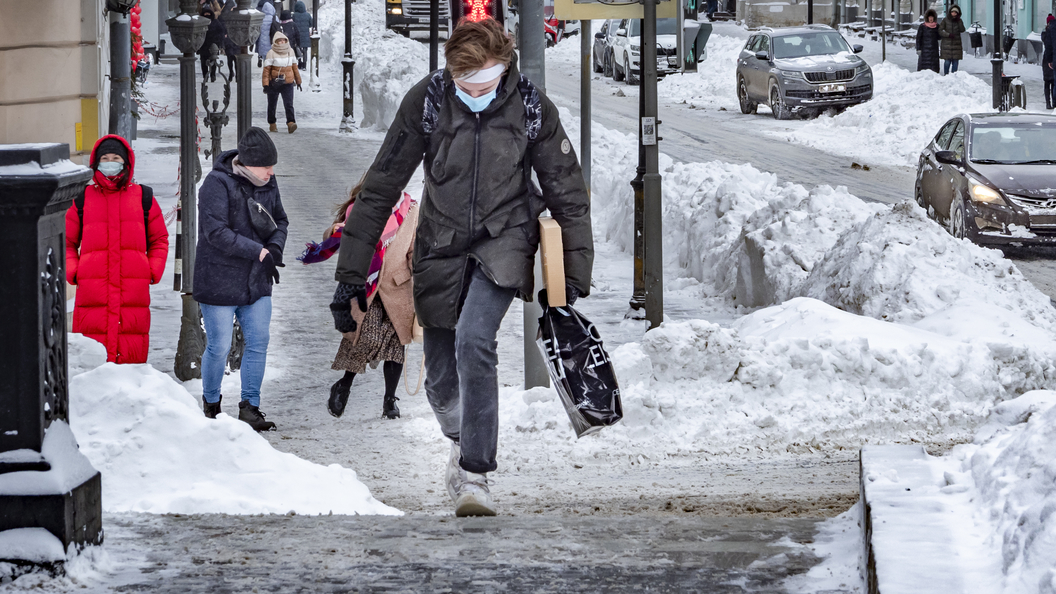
[262,252,280,285]
[266,244,285,267]
[330,282,368,333]
[297,84,303,91]
[565,284,581,307]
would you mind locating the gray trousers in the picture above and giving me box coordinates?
[422,264,516,474]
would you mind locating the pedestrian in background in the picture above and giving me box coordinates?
[939,5,966,75]
[916,9,941,73]
[255,0,275,68]
[194,127,288,432]
[198,9,234,81]
[293,1,313,71]
[1043,14,1055,110]
[330,19,593,517]
[65,135,169,364]
[270,9,302,63]
[262,31,301,134]
[318,180,418,421]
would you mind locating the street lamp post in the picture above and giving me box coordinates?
[168,0,209,381]
[311,0,321,90]
[340,0,356,132]
[991,0,1003,110]
[106,0,136,139]
[221,0,264,140]
[200,47,232,164]
[642,0,664,330]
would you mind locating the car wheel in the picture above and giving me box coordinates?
[914,184,926,209]
[625,56,635,85]
[603,51,613,77]
[613,53,624,81]
[738,76,757,114]
[949,197,967,240]
[770,84,790,120]
[593,50,602,73]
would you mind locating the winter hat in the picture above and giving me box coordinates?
[280,9,292,20]
[94,137,128,167]
[1048,14,1055,23]
[237,127,278,167]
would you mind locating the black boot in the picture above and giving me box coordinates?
[203,395,222,419]
[238,400,276,432]
[382,395,400,419]
[1046,82,1054,110]
[328,372,355,418]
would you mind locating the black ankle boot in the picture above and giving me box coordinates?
[238,400,276,432]
[382,395,400,419]
[203,395,222,419]
[328,375,354,418]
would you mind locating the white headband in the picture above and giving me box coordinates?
[457,63,506,84]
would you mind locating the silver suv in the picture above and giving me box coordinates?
[736,25,873,119]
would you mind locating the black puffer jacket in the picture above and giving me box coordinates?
[293,1,313,48]
[194,150,289,306]
[939,11,966,61]
[270,11,301,49]
[335,59,594,330]
[1043,21,1054,82]
[916,23,940,72]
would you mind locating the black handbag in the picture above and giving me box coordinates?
[246,194,278,240]
[268,73,286,92]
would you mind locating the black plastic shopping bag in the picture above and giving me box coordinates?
[536,296,622,438]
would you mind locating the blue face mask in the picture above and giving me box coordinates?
[455,86,497,113]
[97,161,124,177]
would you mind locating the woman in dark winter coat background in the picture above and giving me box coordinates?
[292,1,313,70]
[198,9,236,80]
[194,127,288,432]
[66,135,169,364]
[916,9,941,73]
[1043,14,1055,110]
[939,6,966,75]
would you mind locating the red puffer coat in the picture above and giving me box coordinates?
[65,135,169,364]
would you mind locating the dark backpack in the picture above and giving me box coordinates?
[75,184,155,248]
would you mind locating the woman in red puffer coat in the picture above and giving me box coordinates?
[66,135,169,363]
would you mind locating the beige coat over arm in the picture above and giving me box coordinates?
[341,203,418,347]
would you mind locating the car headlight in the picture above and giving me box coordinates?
[778,69,802,79]
[854,63,870,75]
[968,177,1005,205]
[630,45,640,52]
[388,7,402,13]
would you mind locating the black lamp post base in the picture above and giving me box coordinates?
[0,472,103,554]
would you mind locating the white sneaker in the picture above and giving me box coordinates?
[454,472,496,517]
[445,441,466,503]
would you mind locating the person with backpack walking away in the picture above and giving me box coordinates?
[292,1,313,70]
[194,127,288,432]
[198,8,235,81]
[1043,14,1055,110]
[916,9,941,73]
[330,18,594,517]
[255,0,275,68]
[65,135,169,364]
[270,9,302,63]
[263,31,301,134]
[301,177,418,420]
[939,6,966,75]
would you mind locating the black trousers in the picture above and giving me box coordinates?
[266,85,295,124]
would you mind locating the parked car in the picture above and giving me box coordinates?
[915,113,1056,245]
[592,19,621,77]
[611,18,679,84]
[736,25,872,119]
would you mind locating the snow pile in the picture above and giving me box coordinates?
[655,34,745,111]
[316,0,429,129]
[799,200,1056,332]
[69,332,106,377]
[68,363,399,516]
[491,298,1056,465]
[777,63,992,167]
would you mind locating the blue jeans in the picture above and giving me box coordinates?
[200,297,272,407]
[422,264,516,474]
[943,59,959,75]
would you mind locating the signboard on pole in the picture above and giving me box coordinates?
[553,0,677,20]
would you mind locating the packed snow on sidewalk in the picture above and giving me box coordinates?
[64,334,398,517]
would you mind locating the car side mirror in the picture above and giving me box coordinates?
[852,44,864,53]
[616,28,627,36]
[754,51,769,60]
[595,31,605,39]
[935,150,962,165]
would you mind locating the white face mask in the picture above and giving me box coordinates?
[97,161,124,177]
[455,86,497,113]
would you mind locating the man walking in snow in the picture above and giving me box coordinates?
[330,18,593,517]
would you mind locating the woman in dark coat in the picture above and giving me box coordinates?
[194,127,288,432]
[1043,14,1055,110]
[916,9,941,73]
[939,5,966,75]
[292,1,313,70]
[198,9,234,80]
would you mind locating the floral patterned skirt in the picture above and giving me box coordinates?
[331,299,405,374]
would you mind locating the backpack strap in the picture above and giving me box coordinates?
[421,69,447,136]
[140,184,154,249]
[75,190,86,241]
[516,74,543,147]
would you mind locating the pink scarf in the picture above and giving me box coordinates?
[363,193,412,298]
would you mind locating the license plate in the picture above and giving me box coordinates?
[667,56,678,66]
[819,83,846,93]
[1030,215,1056,227]
[657,57,667,68]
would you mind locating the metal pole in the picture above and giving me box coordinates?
[991,0,1002,108]
[311,0,321,90]
[109,10,133,139]
[642,0,664,329]
[430,0,439,71]
[519,0,548,389]
[581,19,591,194]
[629,47,646,315]
[881,0,886,61]
[340,0,356,131]
[808,0,814,23]
[238,49,253,138]
[176,51,205,380]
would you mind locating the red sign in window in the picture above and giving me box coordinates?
[465,0,489,21]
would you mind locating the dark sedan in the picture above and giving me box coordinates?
[915,113,1056,246]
